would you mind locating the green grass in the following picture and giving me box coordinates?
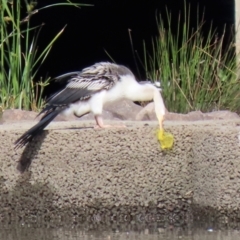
[0,0,91,112]
[144,4,240,113]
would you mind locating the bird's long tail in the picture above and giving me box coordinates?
[14,106,65,149]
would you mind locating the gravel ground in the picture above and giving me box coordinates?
[0,119,240,224]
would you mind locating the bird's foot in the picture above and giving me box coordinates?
[94,124,126,129]
[94,115,126,129]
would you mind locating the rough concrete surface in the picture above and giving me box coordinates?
[0,119,240,224]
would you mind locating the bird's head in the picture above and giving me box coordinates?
[140,80,162,91]
[140,79,162,92]
[152,80,162,91]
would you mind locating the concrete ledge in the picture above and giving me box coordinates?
[1,120,240,224]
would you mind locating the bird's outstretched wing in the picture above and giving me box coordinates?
[45,63,121,107]
[15,63,120,149]
[47,74,116,106]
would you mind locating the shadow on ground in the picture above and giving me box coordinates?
[17,131,49,172]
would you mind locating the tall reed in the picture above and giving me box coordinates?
[0,1,90,111]
[144,4,240,113]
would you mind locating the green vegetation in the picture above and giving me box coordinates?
[0,0,90,112]
[144,4,240,113]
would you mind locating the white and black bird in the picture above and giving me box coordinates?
[14,62,166,149]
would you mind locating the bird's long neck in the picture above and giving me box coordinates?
[126,80,166,127]
[153,88,165,117]
[125,81,156,101]
[127,81,166,117]
[153,88,166,130]
[121,78,166,126]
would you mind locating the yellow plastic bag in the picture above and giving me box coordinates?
[156,129,174,150]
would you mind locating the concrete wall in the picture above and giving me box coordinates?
[0,119,240,224]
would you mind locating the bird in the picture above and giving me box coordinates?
[14,62,166,149]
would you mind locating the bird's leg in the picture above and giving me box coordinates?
[94,115,126,129]
[74,112,89,118]
[73,103,91,118]
[94,115,108,128]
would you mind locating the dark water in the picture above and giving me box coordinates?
[0,222,240,240]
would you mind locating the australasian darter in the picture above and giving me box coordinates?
[14,62,166,149]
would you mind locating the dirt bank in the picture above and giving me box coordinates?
[0,119,240,224]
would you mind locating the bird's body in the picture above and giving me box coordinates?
[15,62,166,149]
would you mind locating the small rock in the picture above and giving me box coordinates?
[186,111,205,121]
[136,102,157,121]
[203,111,239,120]
[164,111,204,121]
[2,109,38,123]
[104,99,143,120]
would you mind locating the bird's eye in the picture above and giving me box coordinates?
[154,81,161,88]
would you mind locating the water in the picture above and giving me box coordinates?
[0,222,240,240]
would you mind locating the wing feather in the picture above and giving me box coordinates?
[47,72,117,107]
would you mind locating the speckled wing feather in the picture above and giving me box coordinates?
[45,63,121,108]
[47,76,115,106]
